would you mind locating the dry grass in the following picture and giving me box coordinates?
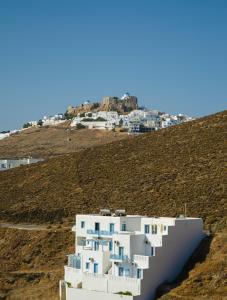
[0,110,226,299]
[0,123,129,159]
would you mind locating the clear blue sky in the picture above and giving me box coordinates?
[0,0,226,130]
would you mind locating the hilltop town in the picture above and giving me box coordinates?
[0,93,193,141]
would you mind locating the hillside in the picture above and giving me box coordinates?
[0,110,226,299]
[0,123,128,159]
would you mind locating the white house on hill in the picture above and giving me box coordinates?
[60,210,205,300]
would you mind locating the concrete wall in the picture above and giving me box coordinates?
[64,267,83,288]
[65,286,134,300]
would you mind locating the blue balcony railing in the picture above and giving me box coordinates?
[67,254,81,269]
[87,229,117,236]
[110,254,128,261]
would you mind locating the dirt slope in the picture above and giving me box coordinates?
[0,123,128,159]
[0,110,226,299]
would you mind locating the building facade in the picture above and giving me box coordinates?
[60,210,205,300]
[0,158,43,171]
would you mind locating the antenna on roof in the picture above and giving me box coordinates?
[184,203,187,218]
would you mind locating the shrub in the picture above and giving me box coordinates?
[64,112,74,120]
[23,122,32,129]
[116,291,132,296]
[37,119,43,126]
[96,117,106,121]
[76,123,86,130]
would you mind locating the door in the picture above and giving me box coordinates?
[94,263,98,274]
[94,241,99,251]
[119,246,124,257]
[110,223,115,233]
[119,266,124,277]
[95,222,100,232]
[124,268,130,277]
[137,268,142,278]
[109,241,113,251]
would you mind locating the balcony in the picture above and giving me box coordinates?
[87,229,117,236]
[110,254,129,262]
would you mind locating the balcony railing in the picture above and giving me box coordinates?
[67,254,81,269]
[87,229,117,236]
[110,254,128,261]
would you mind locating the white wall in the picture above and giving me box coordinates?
[137,218,205,300]
[65,286,134,300]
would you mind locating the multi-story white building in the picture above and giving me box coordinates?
[60,210,205,300]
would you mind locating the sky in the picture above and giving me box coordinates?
[0,0,226,131]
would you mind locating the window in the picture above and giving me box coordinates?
[94,263,98,274]
[151,224,157,234]
[119,267,124,277]
[86,262,90,270]
[81,221,85,228]
[110,223,115,233]
[144,225,150,234]
[121,223,126,231]
[137,268,142,279]
[151,247,155,256]
[164,225,167,231]
[95,222,100,231]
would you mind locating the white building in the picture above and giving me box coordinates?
[0,158,43,171]
[42,114,64,126]
[0,132,10,140]
[60,210,205,300]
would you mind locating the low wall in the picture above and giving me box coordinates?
[66,287,134,300]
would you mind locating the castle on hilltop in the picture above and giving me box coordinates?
[67,93,138,116]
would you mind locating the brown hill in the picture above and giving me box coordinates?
[0,110,226,299]
[0,123,128,159]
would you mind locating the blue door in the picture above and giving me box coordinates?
[94,263,98,274]
[137,268,142,278]
[109,241,113,251]
[119,267,124,276]
[94,241,99,251]
[95,222,100,232]
[110,223,115,233]
[119,246,124,257]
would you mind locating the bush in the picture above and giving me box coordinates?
[76,123,86,130]
[116,291,132,296]
[96,117,106,121]
[37,119,43,126]
[64,112,74,120]
[82,118,95,122]
[23,122,32,129]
